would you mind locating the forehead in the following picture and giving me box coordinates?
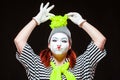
[51,33,68,39]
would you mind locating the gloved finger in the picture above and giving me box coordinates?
[44,13,55,21]
[66,13,74,20]
[67,16,73,20]
[47,5,55,12]
[43,17,50,22]
[40,3,43,10]
[48,13,55,17]
[67,12,75,16]
[44,2,50,9]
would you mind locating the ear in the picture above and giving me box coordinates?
[48,43,50,49]
[68,43,71,50]
[68,41,71,50]
[68,45,71,50]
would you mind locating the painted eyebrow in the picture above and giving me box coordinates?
[51,37,58,40]
[52,37,68,40]
[61,37,68,40]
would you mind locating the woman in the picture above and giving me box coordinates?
[14,2,107,80]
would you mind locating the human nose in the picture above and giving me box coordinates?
[57,45,61,49]
[57,42,61,46]
[57,42,61,47]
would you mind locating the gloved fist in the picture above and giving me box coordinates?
[67,12,86,26]
[33,2,55,25]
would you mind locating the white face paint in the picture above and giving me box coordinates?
[49,33,70,55]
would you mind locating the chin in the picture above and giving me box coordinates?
[53,52,65,56]
[52,52,67,60]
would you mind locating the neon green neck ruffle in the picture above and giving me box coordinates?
[50,61,76,80]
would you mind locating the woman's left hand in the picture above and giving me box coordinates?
[66,12,85,26]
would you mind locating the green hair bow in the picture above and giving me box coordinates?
[49,14,68,29]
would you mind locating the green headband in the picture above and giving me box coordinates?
[49,14,68,29]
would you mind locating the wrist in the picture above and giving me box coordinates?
[32,18,39,26]
[79,20,87,28]
[32,17,40,26]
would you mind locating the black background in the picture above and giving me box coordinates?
[2,0,119,80]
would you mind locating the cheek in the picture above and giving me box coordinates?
[62,44,70,53]
[66,43,71,50]
[49,42,56,49]
[62,43,70,49]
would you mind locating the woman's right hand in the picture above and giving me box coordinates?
[33,2,55,25]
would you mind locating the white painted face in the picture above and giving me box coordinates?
[49,33,70,55]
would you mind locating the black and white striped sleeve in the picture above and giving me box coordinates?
[78,41,107,67]
[16,43,40,68]
[86,41,107,66]
[73,41,107,79]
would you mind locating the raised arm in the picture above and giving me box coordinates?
[67,12,106,51]
[14,2,54,53]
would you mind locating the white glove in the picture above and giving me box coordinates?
[33,2,55,25]
[67,12,86,26]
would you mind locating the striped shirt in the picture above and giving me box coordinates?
[16,41,107,80]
